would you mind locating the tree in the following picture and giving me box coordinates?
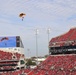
[44,55,49,58]
[26,59,36,66]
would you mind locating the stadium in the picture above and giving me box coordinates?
[26,28,76,75]
[0,28,76,75]
[0,0,75,75]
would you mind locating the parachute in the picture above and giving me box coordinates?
[1,37,9,41]
[19,13,26,21]
[0,37,9,46]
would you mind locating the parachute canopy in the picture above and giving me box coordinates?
[19,13,26,21]
[1,37,9,41]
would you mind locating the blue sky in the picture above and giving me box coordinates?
[0,0,76,57]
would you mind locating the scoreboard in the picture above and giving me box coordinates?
[0,36,24,48]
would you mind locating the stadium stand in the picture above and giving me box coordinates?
[0,50,21,60]
[49,28,76,55]
[27,54,76,75]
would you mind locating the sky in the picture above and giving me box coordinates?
[0,0,76,57]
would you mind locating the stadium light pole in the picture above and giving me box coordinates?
[35,29,39,65]
[47,28,51,55]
